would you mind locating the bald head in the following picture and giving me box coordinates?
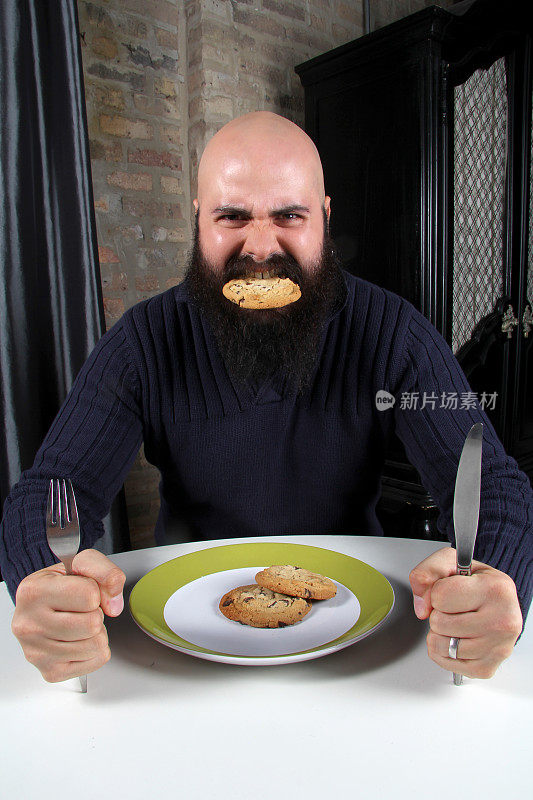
[193,111,331,274]
[196,111,326,208]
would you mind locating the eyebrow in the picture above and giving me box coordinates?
[211,204,310,217]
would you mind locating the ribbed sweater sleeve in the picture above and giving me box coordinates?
[0,318,143,601]
[392,305,533,624]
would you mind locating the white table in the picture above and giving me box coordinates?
[0,535,530,799]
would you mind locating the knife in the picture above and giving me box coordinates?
[452,421,483,685]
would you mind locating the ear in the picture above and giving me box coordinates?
[193,198,199,214]
[324,196,331,220]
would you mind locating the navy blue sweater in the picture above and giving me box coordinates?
[1,271,532,621]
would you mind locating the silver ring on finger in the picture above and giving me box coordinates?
[449,636,460,659]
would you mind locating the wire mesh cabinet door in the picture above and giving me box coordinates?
[451,36,533,477]
[451,56,511,439]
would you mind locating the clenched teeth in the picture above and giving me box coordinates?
[249,269,282,280]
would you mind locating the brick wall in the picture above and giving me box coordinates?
[185,0,366,200]
[78,0,450,549]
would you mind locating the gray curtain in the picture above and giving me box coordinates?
[0,0,130,556]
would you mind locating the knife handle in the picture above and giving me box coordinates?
[453,564,472,684]
[457,566,472,576]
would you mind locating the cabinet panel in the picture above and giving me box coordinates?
[315,63,422,307]
[514,70,533,470]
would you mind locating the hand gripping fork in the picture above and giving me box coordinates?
[46,478,87,693]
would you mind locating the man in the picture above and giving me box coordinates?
[1,112,530,684]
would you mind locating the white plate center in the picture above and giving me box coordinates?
[163,566,360,657]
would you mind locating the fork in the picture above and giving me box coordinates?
[46,478,87,693]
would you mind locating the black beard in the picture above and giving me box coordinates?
[185,217,346,395]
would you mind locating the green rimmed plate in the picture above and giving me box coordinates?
[129,542,394,666]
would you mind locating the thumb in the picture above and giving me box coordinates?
[409,546,457,620]
[71,549,126,617]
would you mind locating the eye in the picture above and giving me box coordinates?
[276,212,304,224]
[216,213,249,226]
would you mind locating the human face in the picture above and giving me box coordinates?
[193,152,331,277]
[185,212,346,394]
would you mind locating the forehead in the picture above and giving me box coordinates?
[202,153,322,211]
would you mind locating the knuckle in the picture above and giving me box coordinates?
[475,662,497,680]
[93,645,111,668]
[409,566,429,588]
[15,576,39,606]
[493,643,513,662]
[428,608,442,631]
[11,613,26,639]
[89,610,105,638]
[107,566,126,592]
[11,613,38,641]
[429,579,446,609]
[96,629,109,653]
[82,580,102,610]
[486,574,515,604]
[498,571,516,592]
[487,581,506,604]
[498,610,522,637]
[429,587,439,610]
[41,666,64,684]
[23,647,41,667]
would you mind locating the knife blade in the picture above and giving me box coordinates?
[452,421,483,685]
[453,421,483,574]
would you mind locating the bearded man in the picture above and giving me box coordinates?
[1,112,531,684]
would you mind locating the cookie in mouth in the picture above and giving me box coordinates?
[222,271,301,309]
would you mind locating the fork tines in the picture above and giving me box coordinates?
[47,478,79,528]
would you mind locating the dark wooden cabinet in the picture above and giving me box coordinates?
[296,0,533,539]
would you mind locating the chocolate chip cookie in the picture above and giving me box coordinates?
[255,565,337,600]
[222,276,301,309]
[219,584,312,628]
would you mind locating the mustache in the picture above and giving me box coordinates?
[221,252,304,286]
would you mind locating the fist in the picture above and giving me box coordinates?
[11,549,126,683]
[409,547,523,679]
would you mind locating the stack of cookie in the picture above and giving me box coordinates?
[219,565,337,629]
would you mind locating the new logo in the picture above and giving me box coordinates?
[375,390,396,411]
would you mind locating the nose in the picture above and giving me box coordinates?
[240,220,282,262]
